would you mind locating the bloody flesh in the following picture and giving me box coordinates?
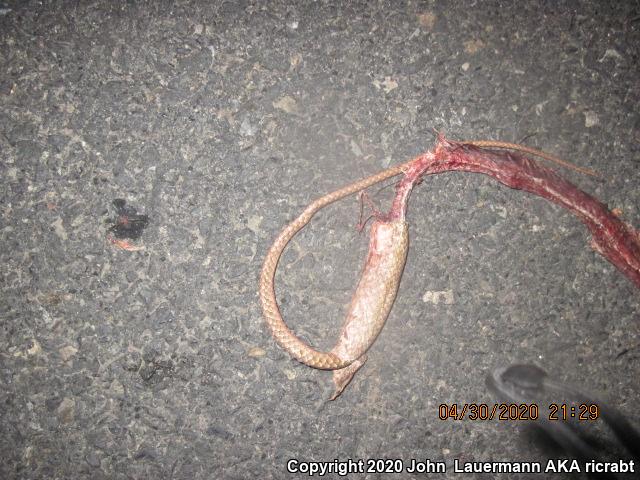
[388,136,640,289]
[260,135,640,400]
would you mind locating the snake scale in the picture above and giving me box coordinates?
[259,140,599,398]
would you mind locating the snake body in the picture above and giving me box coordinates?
[258,161,410,370]
[259,139,596,397]
[328,218,409,398]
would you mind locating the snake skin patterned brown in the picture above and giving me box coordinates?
[259,139,603,399]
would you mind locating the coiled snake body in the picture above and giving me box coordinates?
[259,139,614,399]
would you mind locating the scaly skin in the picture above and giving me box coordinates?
[258,139,598,395]
[328,218,409,398]
[258,161,409,370]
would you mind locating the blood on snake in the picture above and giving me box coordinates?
[259,136,639,399]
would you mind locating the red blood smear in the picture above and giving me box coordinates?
[391,137,640,289]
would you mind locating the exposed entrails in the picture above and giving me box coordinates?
[260,136,640,399]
